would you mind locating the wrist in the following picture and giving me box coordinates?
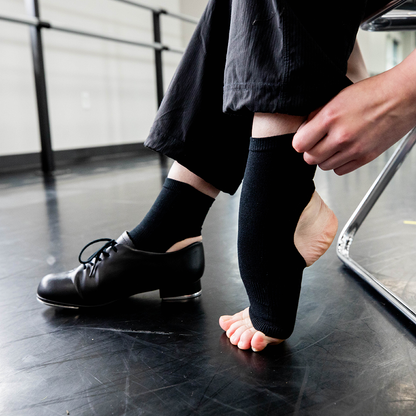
[391,52,416,112]
[379,56,416,128]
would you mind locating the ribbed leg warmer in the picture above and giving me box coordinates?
[238,134,317,339]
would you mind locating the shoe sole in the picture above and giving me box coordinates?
[161,290,202,302]
[37,290,202,309]
[36,295,112,309]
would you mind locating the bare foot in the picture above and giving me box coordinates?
[166,236,202,252]
[220,191,338,351]
[219,308,284,351]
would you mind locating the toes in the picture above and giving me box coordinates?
[226,320,244,338]
[229,325,248,345]
[237,327,257,350]
[251,332,284,352]
[220,310,245,334]
[219,308,284,352]
[219,315,234,331]
[250,331,269,352]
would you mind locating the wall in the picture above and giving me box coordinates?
[179,0,206,44]
[358,29,416,76]
[0,0,191,157]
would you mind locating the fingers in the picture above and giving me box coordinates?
[314,152,355,173]
[333,155,379,175]
[298,118,360,170]
[309,147,349,171]
[302,136,332,166]
[304,143,356,173]
[293,107,327,153]
[302,128,352,167]
[334,161,361,176]
[308,152,371,176]
[305,135,378,173]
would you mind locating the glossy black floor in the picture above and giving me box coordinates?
[1,147,416,416]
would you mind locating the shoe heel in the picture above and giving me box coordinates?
[160,279,202,301]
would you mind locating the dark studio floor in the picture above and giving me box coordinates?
[1,145,416,416]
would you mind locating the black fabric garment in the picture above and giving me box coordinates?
[238,134,316,339]
[128,178,214,253]
[145,0,253,195]
[145,0,389,195]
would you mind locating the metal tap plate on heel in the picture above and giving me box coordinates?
[159,279,202,301]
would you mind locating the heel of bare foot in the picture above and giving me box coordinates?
[166,236,202,252]
[219,308,284,352]
[294,191,338,267]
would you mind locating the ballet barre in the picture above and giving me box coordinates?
[0,0,198,173]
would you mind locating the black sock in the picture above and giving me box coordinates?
[128,178,214,253]
[238,134,316,339]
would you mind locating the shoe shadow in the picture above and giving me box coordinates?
[40,291,207,338]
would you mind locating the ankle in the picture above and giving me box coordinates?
[252,113,306,137]
[168,161,220,199]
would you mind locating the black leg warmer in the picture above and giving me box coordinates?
[238,134,317,339]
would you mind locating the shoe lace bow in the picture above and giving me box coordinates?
[78,238,118,277]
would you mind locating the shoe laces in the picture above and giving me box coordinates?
[78,238,118,277]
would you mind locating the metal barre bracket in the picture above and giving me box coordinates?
[361,0,416,31]
[37,20,51,29]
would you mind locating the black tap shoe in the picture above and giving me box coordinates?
[37,232,204,309]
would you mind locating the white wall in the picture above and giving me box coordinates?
[179,0,207,44]
[358,29,416,76]
[0,0,200,157]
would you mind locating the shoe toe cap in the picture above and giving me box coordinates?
[37,270,83,306]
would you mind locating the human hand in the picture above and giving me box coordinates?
[293,61,416,175]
